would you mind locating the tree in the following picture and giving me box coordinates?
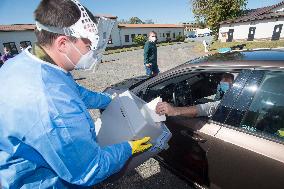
[176,35,186,42]
[144,19,155,24]
[196,20,206,29]
[129,17,144,24]
[133,35,147,45]
[118,19,130,24]
[119,17,154,24]
[190,0,247,39]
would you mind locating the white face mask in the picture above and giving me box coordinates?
[149,36,157,42]
[35,0,114,71]
[63,41,99,70]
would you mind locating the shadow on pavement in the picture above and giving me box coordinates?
[96,165,193,189]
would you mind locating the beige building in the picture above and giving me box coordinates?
[219,1,284,42]
[117,24,184,46]
[0,15,184,55]
[182,22,200,33]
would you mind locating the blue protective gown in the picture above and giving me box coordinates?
[0,49,132,188]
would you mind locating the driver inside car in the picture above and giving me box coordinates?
[156,73,234,117]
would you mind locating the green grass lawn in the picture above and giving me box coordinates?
[210,40,284,52]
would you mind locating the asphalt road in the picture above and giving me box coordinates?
[96,158,193,189]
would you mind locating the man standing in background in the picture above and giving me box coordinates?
[144,31,159,76]
[0,47,13,63]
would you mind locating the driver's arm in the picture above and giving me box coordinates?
[156,102,198,117]
[156,101,220,117]
[195,101,220,117]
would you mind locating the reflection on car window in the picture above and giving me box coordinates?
[240,72,284,141]
[213,70,252,123]
[225,70,264,126]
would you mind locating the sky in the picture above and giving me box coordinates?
[0,0,283,25]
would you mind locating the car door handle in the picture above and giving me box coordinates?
[180,130,207,143]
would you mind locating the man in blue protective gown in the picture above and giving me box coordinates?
[0,0,152,188]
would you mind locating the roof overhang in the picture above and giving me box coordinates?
[220,1,284,25]
[118,24,184,28]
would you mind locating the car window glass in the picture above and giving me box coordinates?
[225,70,265,126]
[212,70,252,123]
[240,72,284,141]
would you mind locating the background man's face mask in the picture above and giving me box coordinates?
[149,36,157,42]
[35,0,115,71]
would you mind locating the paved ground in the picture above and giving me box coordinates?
[72,42,205,189]
[72,42,205,92]
[187,36,213,43]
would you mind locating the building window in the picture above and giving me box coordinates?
[173,33,176,38]
[108,35,113,44]
[125,35,130,43]
[166,33,170,38]
[163,33,165,37]
[131,34,135,42]
[221,32,227,38]
[179,32,181,36]
[3,42,18,55]
[160,33,162,37]
[20,41,32,49]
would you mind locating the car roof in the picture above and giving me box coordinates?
[184,49,284,70]
[130,49,284,91]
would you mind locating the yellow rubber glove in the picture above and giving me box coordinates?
[129,137,152,155]
[277,128,284,137]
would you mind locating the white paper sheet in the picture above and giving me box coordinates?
[95,118,102,134]
[143,96,166,122]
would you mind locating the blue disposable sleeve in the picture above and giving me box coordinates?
[76,84,111,109]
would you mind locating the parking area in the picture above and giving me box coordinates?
[73,42,205,92]
[96,158,193,189]
[72,42,205,189]
[186,36,213,43]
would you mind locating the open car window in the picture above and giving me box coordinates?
[142,71,239,108]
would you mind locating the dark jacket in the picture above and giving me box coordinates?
[1,53,13,62]
[144,41,157,67]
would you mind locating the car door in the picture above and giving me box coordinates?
[139,71,226,187]
[159,115,220,187]
[208,70,284,189]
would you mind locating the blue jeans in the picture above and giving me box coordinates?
[145,65,159,76]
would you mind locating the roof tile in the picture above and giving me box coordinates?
[118,24,184,28]
[220,1,284,24]
[0,24,35,32]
